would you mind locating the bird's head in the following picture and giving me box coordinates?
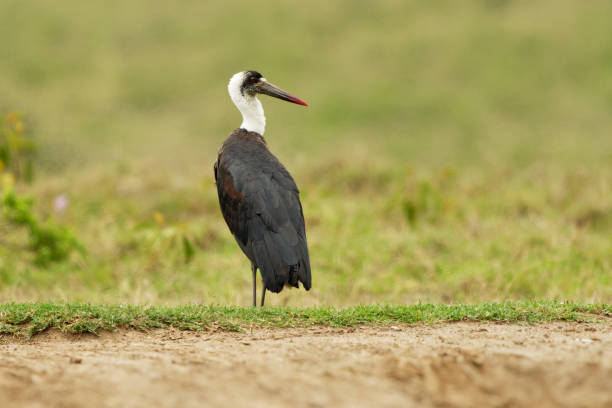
[228,70,308,107]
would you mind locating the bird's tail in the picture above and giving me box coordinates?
[251,233,311,293]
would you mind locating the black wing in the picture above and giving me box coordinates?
[214,137,311,293]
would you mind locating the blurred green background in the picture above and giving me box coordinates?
[0,0,611,306]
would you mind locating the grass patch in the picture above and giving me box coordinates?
[1,301,609,340]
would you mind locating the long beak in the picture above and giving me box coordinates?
[257,81,309,106]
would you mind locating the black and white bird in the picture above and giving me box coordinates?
[214,70,311,307]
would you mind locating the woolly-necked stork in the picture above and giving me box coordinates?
[214,71,311,307]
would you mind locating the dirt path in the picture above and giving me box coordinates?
[1,322,611,408]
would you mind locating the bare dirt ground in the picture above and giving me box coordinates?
[1,322,611,408]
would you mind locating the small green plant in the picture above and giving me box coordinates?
[1,187,84,266]
[1,112,84,266]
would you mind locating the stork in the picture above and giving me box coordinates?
[214,70,311,307]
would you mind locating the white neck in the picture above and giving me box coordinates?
[228,72,266,135]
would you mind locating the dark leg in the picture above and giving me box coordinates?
[251,264,257,307]
[260,286,266,307]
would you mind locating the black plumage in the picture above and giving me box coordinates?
[214,129,311,303]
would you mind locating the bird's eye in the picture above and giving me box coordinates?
[249,77,258,83]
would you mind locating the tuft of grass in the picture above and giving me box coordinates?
[0,301,609,340]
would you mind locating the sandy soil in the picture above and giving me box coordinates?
[1,322,611,408]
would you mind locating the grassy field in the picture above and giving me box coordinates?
[1,301,610,339]
[0,1,611,307]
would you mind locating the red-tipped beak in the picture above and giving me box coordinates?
[257,81,308,107]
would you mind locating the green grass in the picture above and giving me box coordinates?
[1,162,609,306]
[1,301,610,339]
[0,1,611,306]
